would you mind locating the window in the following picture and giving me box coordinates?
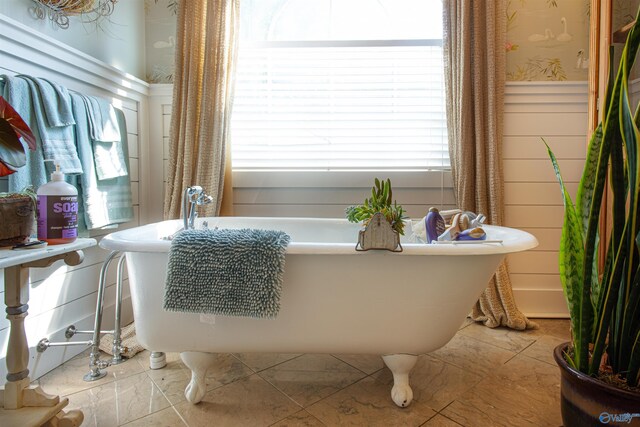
[231,0,448,171]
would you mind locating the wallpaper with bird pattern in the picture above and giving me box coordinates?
[144,0,637,84]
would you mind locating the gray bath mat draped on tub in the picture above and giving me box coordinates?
[164,228,291,318]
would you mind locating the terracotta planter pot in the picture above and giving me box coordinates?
[554,343,640,427]
[0,195,34,247]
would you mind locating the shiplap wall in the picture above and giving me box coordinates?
[504,82,588,317]
[0,16,149,380]
[150,82,590,318]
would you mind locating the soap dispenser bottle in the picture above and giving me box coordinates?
[37,162,78,245]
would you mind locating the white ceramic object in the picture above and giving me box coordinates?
[100,217,537,407]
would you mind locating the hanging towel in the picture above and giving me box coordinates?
[164,229,291,319]
[25,77,75,127]
[17,75,82,174]
[1,75,48,193]
[70,93,134,230]
[82,95,128,180]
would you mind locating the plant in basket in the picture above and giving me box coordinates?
[346,178,407,252]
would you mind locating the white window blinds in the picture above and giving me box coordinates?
[231,1,448,171]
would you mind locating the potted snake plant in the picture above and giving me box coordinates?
[0,95,37,246]
[545,7,640,426]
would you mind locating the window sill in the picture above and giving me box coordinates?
[232,169,452,189]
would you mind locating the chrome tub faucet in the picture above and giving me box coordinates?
[182,186,214,230]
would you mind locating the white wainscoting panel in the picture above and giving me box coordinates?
[0,15,149,379]
[504,81,588,318]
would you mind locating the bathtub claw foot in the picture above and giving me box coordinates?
[180,351,216,404]
[382,354,418,408]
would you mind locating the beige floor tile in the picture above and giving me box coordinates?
[258,354,366,407]
[146,353,253,404]
[521,335,566,366]
[441,354,561,427]
[429,334,516,378]
[121,406,187,426]
[64,371,171,427]
[233,353,301,372]
[332,354,385,375]
[529,318,571,341]
[372,355,483,412]
[174,374,300,427]
[422,414,465,426]
[459,317,474,330]
[306,376,436,427]
[37,349,144,397]
[271,409,326,426]
[458,322,537,353]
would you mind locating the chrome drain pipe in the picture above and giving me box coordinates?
[111,254,127,365]
[36,251,128,382]
[84,250,121,381]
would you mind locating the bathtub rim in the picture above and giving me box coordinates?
[100,217,538,255]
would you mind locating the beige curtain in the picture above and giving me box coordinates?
[164,0,239,219]
[443,1,535,330]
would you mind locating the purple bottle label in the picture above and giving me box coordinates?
[37,195,78,239]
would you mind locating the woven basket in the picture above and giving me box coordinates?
[0,195,35,247]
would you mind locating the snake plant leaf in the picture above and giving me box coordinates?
[576,125,603,238]
[545,141,585,367]
[573,127,603,310]
[610,75,640,375]
[619,73,640,291]
[589,72,635,375]
[627,328,640,386]
[617,266,640,372]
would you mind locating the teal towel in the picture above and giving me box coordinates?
[83,95,128,180]
[164,229,291,319]
[1,75,49,194]
[35,78,75,127]
[70,93,134,230]
[18,75,82,174]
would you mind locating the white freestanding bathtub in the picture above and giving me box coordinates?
[100,217,537,407]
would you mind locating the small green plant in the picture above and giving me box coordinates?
[346,178,407,235]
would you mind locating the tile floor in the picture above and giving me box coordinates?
[35,318,569,426]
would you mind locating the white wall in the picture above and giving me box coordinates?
[0,0,146,79]
[503,82,588,318]
[0,15,149,380]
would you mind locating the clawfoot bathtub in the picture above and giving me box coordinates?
[100,217,537,408]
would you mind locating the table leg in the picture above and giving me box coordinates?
[1,265,44,410]
[0,248,89,426]
[1,251,85,411]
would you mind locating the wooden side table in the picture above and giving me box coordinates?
[0,238,96,427]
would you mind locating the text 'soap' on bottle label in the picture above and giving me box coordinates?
[37,195,78,239]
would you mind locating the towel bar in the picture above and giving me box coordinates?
[36,251,128,381]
